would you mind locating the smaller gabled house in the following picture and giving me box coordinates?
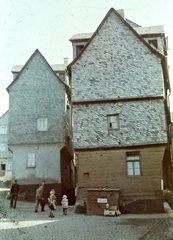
[0,111,12,182]
[7,49,75,203]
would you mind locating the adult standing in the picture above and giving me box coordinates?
[10,179,20,209]
[35,184,43,213]
[41,180,46,211]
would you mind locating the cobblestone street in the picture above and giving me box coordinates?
[0,189,173,240]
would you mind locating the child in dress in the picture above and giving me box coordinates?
[48,189,56,218]
[61,195,68,215]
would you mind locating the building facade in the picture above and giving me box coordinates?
[67,8,172,213]
[0,111,12,182]
[7,49,75,203]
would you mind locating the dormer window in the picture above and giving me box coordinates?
[76,45,85,56]
[148,39,158,49]
[59,73,65,82]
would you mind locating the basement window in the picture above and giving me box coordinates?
[126,152,140,176]
[84,172,89,179]
[107,114,119,130]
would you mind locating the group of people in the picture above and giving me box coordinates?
[9,179,69,218]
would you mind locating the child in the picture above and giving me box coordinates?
[61,195,68,215]
[48,189,56,218]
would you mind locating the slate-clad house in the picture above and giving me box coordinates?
[67,8,172,214]
[7,49,75,203]
[0,111,12,182]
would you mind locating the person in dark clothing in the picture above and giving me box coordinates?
[10,179,20,209]
[41,181,46,211]
[35,184,43,213]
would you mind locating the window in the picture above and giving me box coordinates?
[59,73,65,82]
[126,152,140,176]
[0,144,6,151]
[84,172,89,179]
[148,39,158,49]
[0,126,7,134]
[76,45,84,56]
[7,162,12,171]
[107,115,119,130]
[27,153,35,167]
[37,118,48,131]
[0,164,5,176]
[1,164,5,171]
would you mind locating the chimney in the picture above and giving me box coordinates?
[64,57,68,64]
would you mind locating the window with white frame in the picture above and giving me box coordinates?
[107,114,119,130]
[27,153,35,168]
[0,144,6,151]
[126,152,140,176]
[0,126,7,134]
[37,118,48,131]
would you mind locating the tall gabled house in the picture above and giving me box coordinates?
[0,111,12,182]
[67,8,171,214]
[7,49,75,203]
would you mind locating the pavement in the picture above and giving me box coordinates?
[0,188,173,240]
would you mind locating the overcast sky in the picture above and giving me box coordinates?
[0,0,173,117]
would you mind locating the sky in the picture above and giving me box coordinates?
[0,0,173,117]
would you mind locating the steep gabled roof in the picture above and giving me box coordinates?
[7,49,68,92]
[67,7,165,72]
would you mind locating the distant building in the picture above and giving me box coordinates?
[67,8,171,214]
[7,49,75,203]
[0,111,12,182]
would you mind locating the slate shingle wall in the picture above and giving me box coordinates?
[8,52,66,145]
[73,100,167,148]
[71,11,164,102]
[71,11,167,149]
